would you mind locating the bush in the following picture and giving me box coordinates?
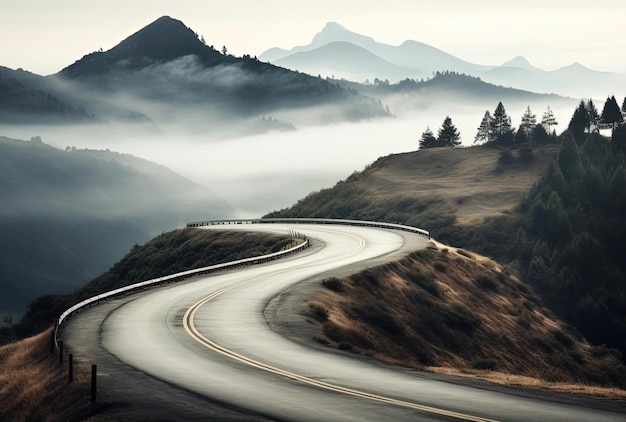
[472,359,497,370]
[434,262,447,273]
[498,149,515,165]
[309,303,329,321]
[476,275,498,292]
[321,277,344,292]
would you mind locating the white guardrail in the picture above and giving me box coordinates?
[187,218,431,238]
[54,218,429,349]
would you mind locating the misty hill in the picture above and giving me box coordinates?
[52,16,391,130]
[273,41,424,83]
[0,135,231,318]
[0,66,96,124]
[261,22,624,99]
[338,72,575,107]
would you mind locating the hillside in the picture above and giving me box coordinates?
[11,227,294,340]
[266,127,626,386]
[0,66,96,124]
[305,245,626,391]
[266,143,556,227]
[0,136,231,319]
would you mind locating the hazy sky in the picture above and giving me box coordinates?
[2,0,625,76]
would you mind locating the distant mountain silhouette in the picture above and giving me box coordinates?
[338,72,575,107]
[275,41,424,82]
[0,135,232,318]
[261,22,625,99]
[53,16,391,127]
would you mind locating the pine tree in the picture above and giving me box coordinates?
[419,127,438,149]
[541,106,558,134]
[474,110,492,144]
[491,102,512,141]
[622,97,626,115]
[520,106,537,140]
[437,116,461,147]
[601,96,623,130]
[586,99,600,133]
[568,100,591,141]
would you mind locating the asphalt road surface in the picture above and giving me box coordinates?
[63,223,626,421]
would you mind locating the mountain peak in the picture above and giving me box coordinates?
[311,22,374,48]
[503,56,530,67]
[60,16,223,77]
[321,22,349,33]
[109,16,206,61]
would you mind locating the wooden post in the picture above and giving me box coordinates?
[58,341,64,365]
[68,354,73,383]
[91,364,97,404]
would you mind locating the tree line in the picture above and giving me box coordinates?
[419,95,626,150]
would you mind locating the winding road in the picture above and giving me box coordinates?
[62,223,625,421]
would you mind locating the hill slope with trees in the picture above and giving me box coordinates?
[0,135,231,320]
[266,100,626,375]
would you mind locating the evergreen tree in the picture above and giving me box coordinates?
[520,106,537,140]
[568,101,591,141]
[622,97,626,115]
[491,102,512,141]
[586,99,601,133]
[541,106,558,134]
[601,95,623,129]
[419,126,438,149]
[437,116,461,147]
[474,110,492,144]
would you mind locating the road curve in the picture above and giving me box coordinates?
[87,224,624,421]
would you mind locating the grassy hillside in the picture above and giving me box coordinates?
[307,245,626,392]
[0,328,91,421]
[267,129,626,388]
[267,143,555,228]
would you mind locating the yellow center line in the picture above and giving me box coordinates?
[182,264,499,422]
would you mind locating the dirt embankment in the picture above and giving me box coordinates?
[298,243,626,399]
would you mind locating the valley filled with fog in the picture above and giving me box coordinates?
[0,97,576,218]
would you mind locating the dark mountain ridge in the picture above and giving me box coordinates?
[0,135,231,318]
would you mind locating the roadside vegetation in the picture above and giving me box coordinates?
[273,98,626,391]
[0,328,91,421]
[307,246,626,394]
[7,228,294,341]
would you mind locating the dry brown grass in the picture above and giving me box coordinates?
[0,328,90,421]
[364,145,557,224]
[309,243,626,398]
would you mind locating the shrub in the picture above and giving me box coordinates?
[446,303,481,331]
[338,341,354,351]
[498,148,515,165]
[456,249,473,258]
[472,359,497,370]
[309,303,329,321]
[321,277,344,292]
[476,275,498,292]
[434,262,447,273]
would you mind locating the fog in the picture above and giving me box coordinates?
[0,97,578,219]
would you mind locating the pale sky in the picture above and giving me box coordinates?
[2,0,625,76]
